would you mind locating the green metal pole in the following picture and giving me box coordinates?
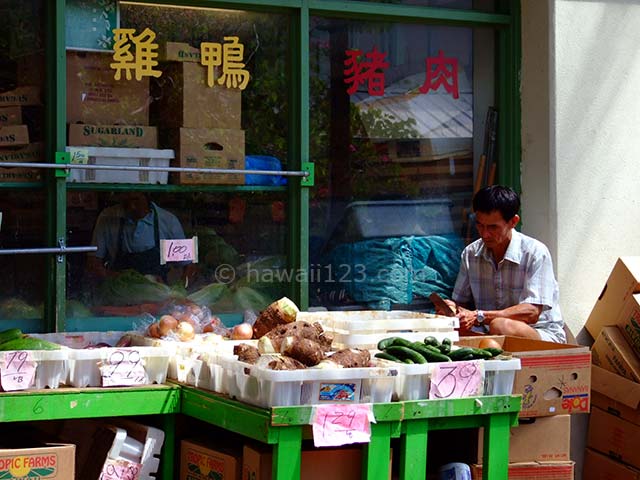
[273,426,303,480]
[482,412,512,480]
[399,419,429,480]
[363,422,392,480]
[159,414,177,480]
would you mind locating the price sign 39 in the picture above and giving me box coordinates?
[429,360,485,399]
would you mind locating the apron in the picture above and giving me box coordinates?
[110,206,168,281]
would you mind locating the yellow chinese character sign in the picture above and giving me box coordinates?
[110,28,162,81]
[201,36,250,90]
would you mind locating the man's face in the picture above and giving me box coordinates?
[475,210,519,250]
[121,193,150,220]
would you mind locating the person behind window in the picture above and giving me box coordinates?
[86,192,189,283]
[436,185,566,343]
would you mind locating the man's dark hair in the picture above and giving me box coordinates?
[472,185,520,221]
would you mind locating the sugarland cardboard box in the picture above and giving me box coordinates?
[457,336,591,417]
[476,414,570,464]
[587,406,640,470]
[169,128,244,185]
[0,142,43,182]
[67,51,150,125]
[0,106,22,126]
[180,439,240,480]
[68,124,158,148]
[0,443,75,480]
[243,443,393,480]
[152,61,241,129]
[586,257,640,340]
[592,325,640,382]
[470,461,574,480]
[583,448,640,480]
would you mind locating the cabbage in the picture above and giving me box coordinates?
[96,270,185,306]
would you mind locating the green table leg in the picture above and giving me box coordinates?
[273,426,303,480]
[363,422,392,480]
[399,419,428,480]
[482,413,512,480]
[159,413,176,480]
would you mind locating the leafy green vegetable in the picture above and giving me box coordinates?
[96,270,185,306]
[0,298,41,319]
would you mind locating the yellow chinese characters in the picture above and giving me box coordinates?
[110,28,162,81]
[201,36,250,90]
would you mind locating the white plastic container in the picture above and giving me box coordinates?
[394,357,521,401]
[65,146,174,184]
[218,355,399,408]
[0,348,69,390]
[298,310,459,350]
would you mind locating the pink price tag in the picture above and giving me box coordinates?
[312,404,374,447]
[160,237,198,264]
[100,458,141,480]
[429,360,484,399]
[1,351,36,391]
[100,349,148,387]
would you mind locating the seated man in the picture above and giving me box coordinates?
[438,185,566,343]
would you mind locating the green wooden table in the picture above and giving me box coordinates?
[181,386,520,480]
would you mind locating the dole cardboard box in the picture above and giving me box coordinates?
[584,448,640,480]
[470,461,574,480]
[152,61,241,129]
[67,51,150,125]
[159,42,202,62]
[457,336,591,417]
[0,443,75,480]
[68,124,158,148]
[592,326,640,382]
[0,106,22,126]
[243,443,392,480]
[0,142,43,182]
[587,406,640,470]
[476,414,570,464]
[169,128,245,185]
[180,439,240,480]
[586,257,640,340]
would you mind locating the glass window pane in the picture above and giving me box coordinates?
[65,4,290,327]
[309,17,495,311]
[314,0,495,12]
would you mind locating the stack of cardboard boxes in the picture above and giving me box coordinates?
[584,257,640,478]
[155,42,245,185]
[458,336,591,479]
[0,85,42,182]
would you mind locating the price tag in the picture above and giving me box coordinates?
[312,404,375,447]
[160,237,198,264]
[100,458,141,480]
[67,147,89,164]
[100,349,148,387]
[1,351,37,391]
[429,360,484,399]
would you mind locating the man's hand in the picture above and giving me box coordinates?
[456,306,477,331]
[434,298,458,316]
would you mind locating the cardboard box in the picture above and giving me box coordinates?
[67,51,150,125]
[588,406,640,470]
[457,336,591,417]
[584,448,640,480]
[170,128,245,185]
[68,124,158,148]
[180,439,240,480]
[592,326,640,382]
[592,364,640,425]
[0,142,43,182]
[0,106,22,126]
[153,61,241,129]
[610,293,640,357]
[0,86,42,106]
[160,42,202,62]
[476,415,571,463]
[0,443,75,480]
[243,443,392,480]
[470,461,574,480]
[586,257,640,340]
[0,125,29,147]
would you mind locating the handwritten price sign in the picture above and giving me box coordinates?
[312,404,375,447]
[100,458,141,480]
[429,360,484,399]
[1,351,36,391]
[160,237,198,264]
[100,349,148,387]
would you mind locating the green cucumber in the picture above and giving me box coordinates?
[469,348,493,360]
[438,343,452,355]
[423,336,440,347]
[417,346,451,363]
[484,347,504,357]
[391,337,414,348]
[375,351,403,363]
[448,347,476,360]
[0,328,23,345]
[377,337,401,350]
[0,337,62,351]
[385,346,427,364]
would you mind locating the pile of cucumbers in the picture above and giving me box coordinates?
[0,328,62,351]
[374,336,503,364]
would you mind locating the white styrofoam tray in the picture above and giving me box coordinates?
[65,146,174,184]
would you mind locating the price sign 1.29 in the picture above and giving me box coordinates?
[160,237,198,264]
[429,360,484,399]
[1,351,37,391]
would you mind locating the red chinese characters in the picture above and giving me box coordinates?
[343,46,390,96]
[419,49,459,99]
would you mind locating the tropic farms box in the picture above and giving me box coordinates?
[0,444,75,479]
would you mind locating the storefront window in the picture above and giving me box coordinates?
[315,0,495,12]
[65,3,290,324]
[309,17,495,311]
[0,0,46,328]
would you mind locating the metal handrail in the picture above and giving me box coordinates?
[0,246,97,255]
